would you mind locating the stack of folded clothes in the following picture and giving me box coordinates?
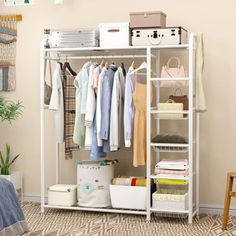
[155,159,189,185]
[112,176,146,186]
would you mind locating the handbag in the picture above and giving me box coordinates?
[160,57,187,87]
[44,52,53,105]
[157,99,183,119]
[168,88,188,111]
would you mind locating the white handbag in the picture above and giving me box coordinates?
[157,99,183,119]
[160,57,187,87]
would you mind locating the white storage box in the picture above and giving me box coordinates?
[157,100,183,119]
[48,184,77,206]
[152,189,188,211]
[99,23,130,47]
[77,160,116,208]
[110,185,146,210]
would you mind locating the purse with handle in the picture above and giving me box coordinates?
[160,57,187,87]
[169,88,188,116]
[44,52,53,105]
[157,99,183,119]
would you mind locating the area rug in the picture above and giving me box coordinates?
[22,202,229,236]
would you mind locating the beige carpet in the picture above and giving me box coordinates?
[22,203,231,236]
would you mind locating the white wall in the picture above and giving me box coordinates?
[0,0,236,207]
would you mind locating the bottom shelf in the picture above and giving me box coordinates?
[150,208,189,214]
[44,204,147,215]
[44,204,197,216]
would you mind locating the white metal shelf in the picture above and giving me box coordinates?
[152,115,189,120]
[153,147,189,153]
[44,204,147,215]
[151,77,190,81]
[150,143,189,148]
[42,44,189,53]
[150,175,189,180]
[150,208,189,214]
[150,108,189,115]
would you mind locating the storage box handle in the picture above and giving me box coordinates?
[108,29,120,33]
[148,35,162,45]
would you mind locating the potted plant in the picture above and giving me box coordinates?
[0,95,23,191]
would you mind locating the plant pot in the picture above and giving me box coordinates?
[0,171,22,191]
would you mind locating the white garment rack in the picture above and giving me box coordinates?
[44,54,155,61]
[40,33,199,224]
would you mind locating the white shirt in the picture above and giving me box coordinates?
[49,64,64,143]
[110,67,125,151]
[85,64,95,150]
[96,67,107,146]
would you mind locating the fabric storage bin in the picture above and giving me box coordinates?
[157,99,183,119]
[48,184,77,206]
[130,11,166,28]
[99,23,130,47]
[152,189,188,211]
[110,185,146,210]
[77,160,117,208]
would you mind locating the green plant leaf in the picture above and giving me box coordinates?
[0,151,5,166]
[6,144,10,165]
[9,153,20,166]
[0,95,23,123]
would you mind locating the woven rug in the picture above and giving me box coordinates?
[22,203,230,236]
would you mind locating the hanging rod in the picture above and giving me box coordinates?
[0,15,22,22]
[43,54,156,60]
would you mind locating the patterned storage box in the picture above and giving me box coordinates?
[77,160,116,208]
[152,189,188,211]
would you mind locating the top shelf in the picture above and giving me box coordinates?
[42,44,190,52]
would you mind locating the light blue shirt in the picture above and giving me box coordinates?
[100,64,117,153]
[124,67,135,147]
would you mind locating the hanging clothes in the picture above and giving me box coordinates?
[196,33,206,112]
[91,64,101,94]
[85,64,95,150]
[100,64,118,153]
[110,66,125,151]
[124,67,135,148]
[133,76,148,167]
[73,62,91,149]
[96,66,107,147]
[63,69,78,159]
[90,109,107,160]
[49,63,64,143]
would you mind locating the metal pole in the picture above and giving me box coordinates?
[40,39,47,213]
[146,47,151,221]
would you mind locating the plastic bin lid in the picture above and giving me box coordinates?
[77,159,118,166]
[129,11,167,16]
[49,184,77,192]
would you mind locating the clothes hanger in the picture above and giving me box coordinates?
[135,61,147,72]
[100,60,105,67]
[105,61,109,69]
[56,54,63,70]
[131,61,147,75]
[121,62,126,77]
[63,59,77,76]
[131,61,136,69]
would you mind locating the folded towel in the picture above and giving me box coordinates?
[112,176,146,186]
[152,134,188,144]
[155,168,189,176]
[156,179,188,185]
